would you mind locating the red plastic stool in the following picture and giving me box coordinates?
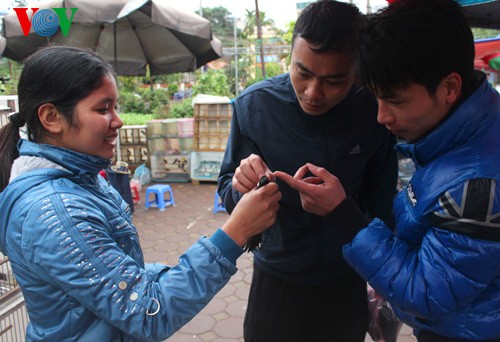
[130,184,140,204]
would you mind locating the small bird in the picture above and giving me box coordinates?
[244,176,269,252]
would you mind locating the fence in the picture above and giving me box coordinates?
[0,254,28,342]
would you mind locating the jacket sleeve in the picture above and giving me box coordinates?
[358,130,398,229]
[22,192,241,341]
[343,178,500,320]
[217,99,261,213]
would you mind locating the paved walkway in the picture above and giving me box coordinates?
[132,182,417,341]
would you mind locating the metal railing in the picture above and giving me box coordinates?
[0,255,28,342]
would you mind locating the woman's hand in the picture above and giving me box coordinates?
[275,163,346,217]
[222,182,281,247]
[232,154,275,194]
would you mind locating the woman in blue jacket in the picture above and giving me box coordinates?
[0,46,281,341]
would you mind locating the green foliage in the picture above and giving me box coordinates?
[167,83,179,98]
[192,69,231,97]
[119,112,158,125]
[246,62,284,87]
[0,59,23,95]
[283,21,296,46]
[197,6,234,40]
[119,88,169,116]
[472,28,500,39]
[117,76,141,92]
[242,9,276,39]
[169,99,194,118]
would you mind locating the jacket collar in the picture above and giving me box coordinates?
[17,139,110,177]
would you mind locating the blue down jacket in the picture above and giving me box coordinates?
[343,74,500,340]
[0,140,242,341]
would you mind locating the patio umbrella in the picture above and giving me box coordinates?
[0,36,5,56]
[0,0,222,76]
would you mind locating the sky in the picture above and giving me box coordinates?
[163,0,389,30]
[1,1,390,30]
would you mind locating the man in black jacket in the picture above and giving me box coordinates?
[217,1,398,340]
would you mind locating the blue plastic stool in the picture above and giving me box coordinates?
[213,190,227,214]
[145,184,175,211]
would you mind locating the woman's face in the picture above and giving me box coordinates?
[57,74,123,160]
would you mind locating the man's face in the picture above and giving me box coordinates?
[376,80,453,142]
[289,37,355,116]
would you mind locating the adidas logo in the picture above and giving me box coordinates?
[349,144,361,155]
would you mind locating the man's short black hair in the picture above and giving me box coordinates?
[356,0,475,96]
[292,0,364,56]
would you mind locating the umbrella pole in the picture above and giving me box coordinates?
[113,22,117,69]
[113,22,121,162]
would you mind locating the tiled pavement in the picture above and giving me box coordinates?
[132,181,417,342]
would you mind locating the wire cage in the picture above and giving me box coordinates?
[0,254,29,342]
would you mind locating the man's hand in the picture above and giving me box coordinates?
[274,163,346,217]
[233,154,275,194]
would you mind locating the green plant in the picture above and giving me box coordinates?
[246,62,284,87]
[169,98,193,118]
[118,88,169,116]
[119,112,158,125]
[192,69,231,97]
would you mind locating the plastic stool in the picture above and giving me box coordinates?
[130,184,140,204]
[145,184,175,211]
[213,190,227,214]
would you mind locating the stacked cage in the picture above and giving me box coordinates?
[191,97,232,182]
[147,118,194,182]
[117,125,148,172]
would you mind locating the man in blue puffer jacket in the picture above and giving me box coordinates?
[276,0,500,341]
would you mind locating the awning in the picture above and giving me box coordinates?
[475,37,500,71]
[458,0,500,29]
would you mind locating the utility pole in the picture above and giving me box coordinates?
[233,16,239,96]
[255,0,266,78]
[199,0,204,73]
[227,14,239,96]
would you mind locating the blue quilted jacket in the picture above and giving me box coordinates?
[0,140,242,341]
[343,74,500,340]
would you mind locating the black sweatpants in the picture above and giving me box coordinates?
[244,264,368,342]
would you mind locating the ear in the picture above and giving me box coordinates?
[38,103,64,134]
[442,72,462,105]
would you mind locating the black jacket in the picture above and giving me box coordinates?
[218,73,397,285]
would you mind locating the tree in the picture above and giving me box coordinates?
[242,6,277,79]
[282,21,296,46]
[196,6,234,41]
[241,9,275,39]
[245,62,283,88]
[254,0,266,78]
[282,20,296,69]
[192,69,231,97]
